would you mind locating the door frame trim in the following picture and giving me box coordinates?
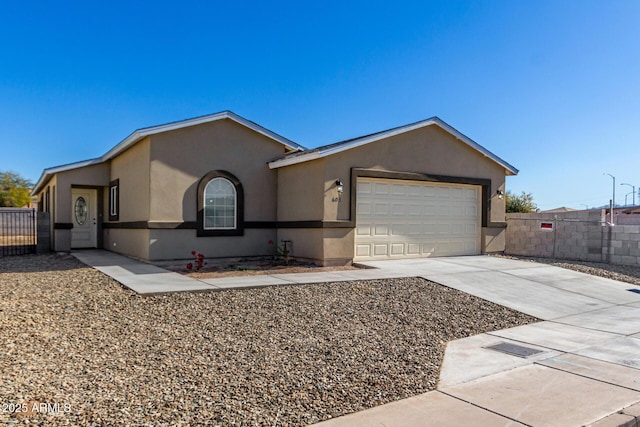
[71,186,103,249]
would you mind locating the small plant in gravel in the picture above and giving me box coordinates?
[186,251,206,271]
[268,239,291,265]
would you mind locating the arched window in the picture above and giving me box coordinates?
[197,170,244,236]
[204,178,236,229]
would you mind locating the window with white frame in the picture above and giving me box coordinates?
[197,170,244,237]
[109,179,119,221]
[203,178,236,229]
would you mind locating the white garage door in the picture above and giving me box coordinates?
[355,178,481,260]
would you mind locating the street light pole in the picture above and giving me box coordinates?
[621,183,636,206]
[604,173,616,224]
[625,192,634,206]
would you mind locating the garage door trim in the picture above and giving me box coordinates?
[354,177,483,260]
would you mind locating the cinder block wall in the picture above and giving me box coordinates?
[616,215,640,225]
[506,210,640,266]
[608,225,640,265]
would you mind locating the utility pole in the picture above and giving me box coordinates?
[621,183,636,206]
[604,173,615,224]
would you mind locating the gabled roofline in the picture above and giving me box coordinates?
[32,111,305,195]
[268,117,519,176]
[31,158,103,196]
[103,110,304,160]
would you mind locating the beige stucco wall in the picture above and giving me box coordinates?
[98,118,285,261]
[109,137,151,222]
[104,228,150,260]
[274,228,352,266]
[482,227,506,253]
[276,228,324,263]
[53,162,110,224]
[94,119,288,261]
[277,124,510,263]
[36,163,110,252]
[322,228,355,265]
[321,125,507,223]
[148,229,277,260]
[149,119,284,222]
[276,159,325,221]
[36,119,510,263]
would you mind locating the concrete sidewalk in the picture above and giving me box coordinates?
[72,250,640,426]
[71,249,412,295]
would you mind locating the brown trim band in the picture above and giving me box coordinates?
[104,221,197,229]
[269,221,353,229]
[103,168,496,233]
[103,220,353,230]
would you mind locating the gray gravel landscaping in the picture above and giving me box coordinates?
[0,254,537,426]
[499,255,640,286]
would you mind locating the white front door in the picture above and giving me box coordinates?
[355,178,481,261]
[71,188,98,248]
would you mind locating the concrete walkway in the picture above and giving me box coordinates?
[71,249,413,295]
[72,250,640,426]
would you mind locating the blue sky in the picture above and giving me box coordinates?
[1,0,638,210]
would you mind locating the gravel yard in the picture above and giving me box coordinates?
[499,255,640,286]
[0,254,537,426]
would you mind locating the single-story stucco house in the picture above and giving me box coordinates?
[32,111,518,265]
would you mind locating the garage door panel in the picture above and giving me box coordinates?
[464,188,478,199]
[374,183,390,195]
[391,204,405,216]
[356,224,372,236]
[374,203,389,215]
[449,187,464,199]
[391,184,406,196]
[391,243,405,255]
[406,204,421,215]
[436,223,450,234]
[390,224,403,235]
[374,224,389,236]
[465,223,478,234]
[437,187,451,198]
[464,206,478,216]
[407,185,422,197]
[355,178,481,261]
[359,181,372,192]
[374,244,388,256]
[407,243,421,255]
[357,201,372,215]
[356,244,371,257]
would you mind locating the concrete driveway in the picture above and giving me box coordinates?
[73,251,640,426]
[315,256,640,427]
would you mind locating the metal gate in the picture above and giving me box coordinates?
[0,208,36,256]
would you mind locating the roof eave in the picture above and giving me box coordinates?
[103,111,305,161]
[269,117,519,175]
[431,118,519,176]
[33,111,306,193]
[31,157,103,195]
[268,151,321,169]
